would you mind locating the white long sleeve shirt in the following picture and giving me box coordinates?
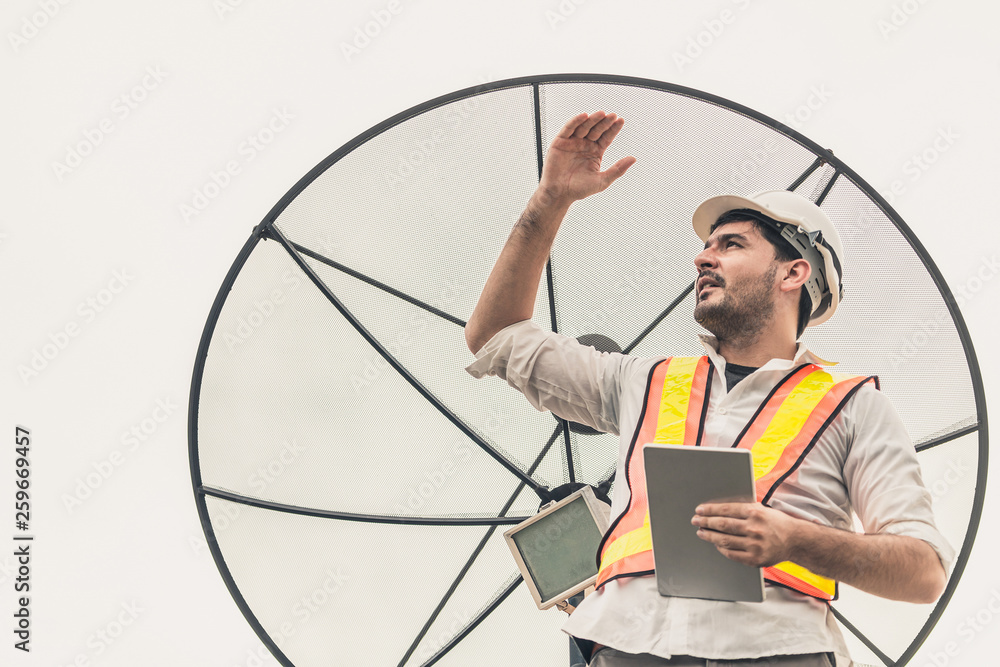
[466,320,953,666]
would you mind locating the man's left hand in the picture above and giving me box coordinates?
[691,502,800,567]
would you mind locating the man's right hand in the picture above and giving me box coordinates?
[536,111,636,208]
[465,111,634,353]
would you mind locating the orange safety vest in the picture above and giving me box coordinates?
[595,355,877,601]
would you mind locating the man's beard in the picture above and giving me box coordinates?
[693,264,777,343]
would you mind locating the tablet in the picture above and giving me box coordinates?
[643,444,764,603]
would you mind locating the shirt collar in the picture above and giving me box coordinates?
[697,334,837,371]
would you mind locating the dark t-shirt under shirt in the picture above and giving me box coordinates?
[724,363,758,392]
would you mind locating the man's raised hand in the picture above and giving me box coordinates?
[464,111,634,353]
[537,111,636,208]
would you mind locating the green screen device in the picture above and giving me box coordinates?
[503,486,611,610]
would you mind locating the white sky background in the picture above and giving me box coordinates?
[3,0,999,666]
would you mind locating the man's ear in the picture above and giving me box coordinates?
[780,258,812,294]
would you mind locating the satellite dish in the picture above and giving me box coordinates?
[188,74,987,667]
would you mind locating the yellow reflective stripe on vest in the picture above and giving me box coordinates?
[771,560,837,597]
[599,357,702,576]
[599,511,652,574]
[750,369,855,480]
[654,356,702,445]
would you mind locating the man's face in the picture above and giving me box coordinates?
[692,220,780,341]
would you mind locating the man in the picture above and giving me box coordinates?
[464,112,951,666]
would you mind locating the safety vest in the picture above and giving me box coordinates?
[595,355,877,601]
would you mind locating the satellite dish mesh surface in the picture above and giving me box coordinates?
[189,74,987,667]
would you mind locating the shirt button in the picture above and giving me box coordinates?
[718,407,728,415]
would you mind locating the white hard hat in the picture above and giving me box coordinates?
[692,190,845,326]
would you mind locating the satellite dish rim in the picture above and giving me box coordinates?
[187,73,988,667]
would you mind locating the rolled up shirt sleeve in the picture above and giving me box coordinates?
[465,320,650,436]
[842,384,955,571]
